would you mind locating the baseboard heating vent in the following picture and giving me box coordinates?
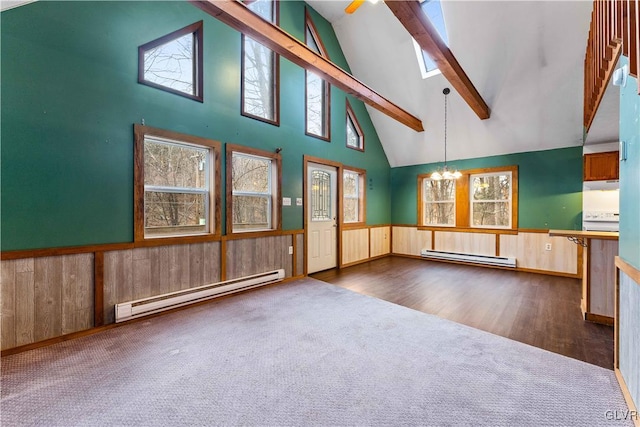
[420,249,516,268]
[115,269,285,323]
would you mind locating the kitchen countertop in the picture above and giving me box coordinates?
[548,229,619,240]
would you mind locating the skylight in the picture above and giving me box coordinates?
[414,0,449,78]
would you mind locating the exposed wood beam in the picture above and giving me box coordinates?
[189,0,424,132]
[385,0,490,120]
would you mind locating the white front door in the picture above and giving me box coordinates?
[307,162,338,274]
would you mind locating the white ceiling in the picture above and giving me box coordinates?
[306,0,612,167]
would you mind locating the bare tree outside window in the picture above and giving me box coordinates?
[242,0,276,122]
[144,138,210,237]
[343,171,361,223]
[471,173,511,227]
[138,22,202,101]
[232,153,272,231]
[423,179,456,226]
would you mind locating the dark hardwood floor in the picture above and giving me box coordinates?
[311,256,614,369]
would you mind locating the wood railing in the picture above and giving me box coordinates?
[584,0,639,131]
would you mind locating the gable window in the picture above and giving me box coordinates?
[305,11,331,140]
[134,125,221,241]
[470,171,513,228]
[242,0,279,124]
[417,166,518,230]
[343,168,366,224]
[345,101,364,151]
[227,144,281,233]
[138,21,203,102]
[421,178,456,226]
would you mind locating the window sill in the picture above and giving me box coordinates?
[417,226,519,235]
[134,233,221,247]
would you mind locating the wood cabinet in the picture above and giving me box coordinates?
[583,151,619,181]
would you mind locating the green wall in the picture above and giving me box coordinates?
[390,146,583,229]
[1,1,391,251]
[618,57,640,269]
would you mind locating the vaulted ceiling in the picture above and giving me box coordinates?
[306,0,612,167]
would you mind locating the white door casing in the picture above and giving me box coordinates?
[307,162,337,273]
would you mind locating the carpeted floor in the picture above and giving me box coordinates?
[1,278,633,426]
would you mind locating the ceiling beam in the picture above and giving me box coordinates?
[385,0,490,120]
[189,0,424,132]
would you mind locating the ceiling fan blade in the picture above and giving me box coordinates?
[345,0,366,14]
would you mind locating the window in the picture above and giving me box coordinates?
[227,144,281,233]
[134,125,221,241]
[418,166,517,229]
[470,172,513,228]
[413,0,448,78]
[422,178,456,226]
[138,21,203,102]
[305,11,331,140]
[343,168,366,224]
[242,0,279,124]
[345,101,364,151]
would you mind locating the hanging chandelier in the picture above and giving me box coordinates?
[431,88,461,180]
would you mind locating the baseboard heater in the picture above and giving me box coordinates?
[420,249,516,268]
[115,269,285,323]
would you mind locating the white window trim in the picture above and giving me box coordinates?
[469,171,513,229]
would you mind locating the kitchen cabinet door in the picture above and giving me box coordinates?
[583,151,619,181]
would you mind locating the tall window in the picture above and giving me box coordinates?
[422,179,456,226]
[346,101,364,151]
[138,21,203,102]
[133,125,221,241]
[343,168,366,224]
[470,172,512,228]
[227,144,281,233]
[242,0,279,124]
[305,11,330,140]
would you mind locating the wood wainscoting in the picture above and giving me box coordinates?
[341,225,391,267]
[0,230,304,352]
[391,225,581,278]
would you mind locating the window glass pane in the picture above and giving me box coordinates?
[144,192,207,236]
[232,195,270,230]
[232,154,270,193]
[144,139,207,189]
[424,202,455,225]
[311,170,331,221]
[246,0,273,21]
[243,38,274,121]
[419,0,448,72]
[306,27,321,55]
[343,171,358,197]
[306,72,325,136]
[423,179,455,202]
[472,201,510,227]
[344,198,359,223]
[143,33,194,95]
[472,174,510,201]
[346,116,359,148]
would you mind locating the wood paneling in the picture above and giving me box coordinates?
[296,233,304,277]
[1,254,93,350]
[392,226,432,256]
[434,231,496,256]
[342,228,369,265]
[225,236,292,280]
[589,239,618,317]
[370,226,391,258]
[618,270,640,411]
[103,242,220,324]
[500,233,578,275]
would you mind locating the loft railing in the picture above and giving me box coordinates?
[584,0,639,132]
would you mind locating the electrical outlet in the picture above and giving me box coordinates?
[545,243,552,251]
[288,246,293,255]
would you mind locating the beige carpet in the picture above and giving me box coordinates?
[1,278,633,426]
